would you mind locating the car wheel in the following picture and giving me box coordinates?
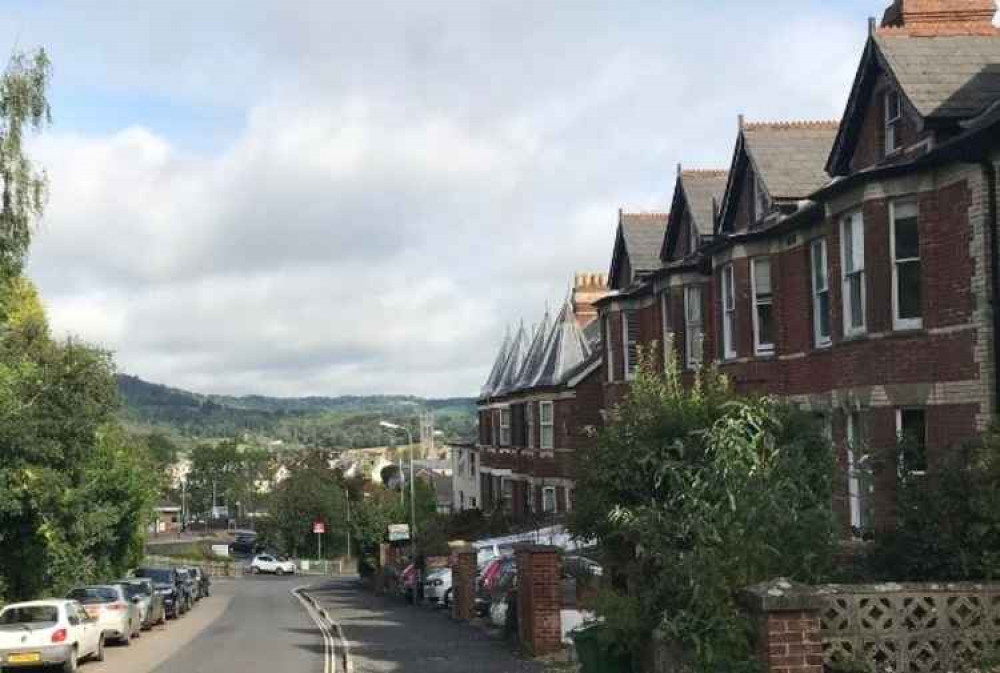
[94,635,106,662]
[120,628,131,647]
[275,567,285,576]
[251,566,260,574]
[62,647,78,673]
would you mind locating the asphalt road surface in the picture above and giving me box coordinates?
[307,577,544,673]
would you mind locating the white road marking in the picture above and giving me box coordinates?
[291,585,336,673]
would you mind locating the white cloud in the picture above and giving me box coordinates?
[19,1,872,397]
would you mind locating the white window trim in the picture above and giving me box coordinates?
[542,486,557,514]
[751,258,775,356]
[721,264,737,360]
[499,407,511,447]
[896,408,927,476]
[885,90,902,156]
[890,200,923,331]
[841,210,867,337]
[539,401,554,450]
[684,286,703,370]
[605,315,615,383]
[811,239,832,349]
[622,311,637,382]
[846,411,869,535]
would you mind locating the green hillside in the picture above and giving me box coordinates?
[116,374,476,449]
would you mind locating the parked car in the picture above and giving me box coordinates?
[65,585,141,646]
[249,554,296,575]
[174,568,198,608]
[0,600,105,672]
[132,567,188,619]
[188,567,211,598]
[113,578,165,629]
[422,568,452,606]
[229,532,258,557]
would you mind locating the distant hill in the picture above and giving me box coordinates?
[116,374,476,449]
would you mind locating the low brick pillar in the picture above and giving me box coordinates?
[450,545,477,621]
[515,544,562,657]
[740,578,823,673]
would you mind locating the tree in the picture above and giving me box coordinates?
[263,458,346,558]
[0,49,50,281]
[570,350,835,671]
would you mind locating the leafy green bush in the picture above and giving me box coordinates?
[570,349,835,672]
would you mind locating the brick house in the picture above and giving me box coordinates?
[476,274,608,520]
[595,0,1000,538]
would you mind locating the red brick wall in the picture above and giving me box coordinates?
[515,547,562,657]
[922,180,974,329]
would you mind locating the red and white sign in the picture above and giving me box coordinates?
[312,521,326,534]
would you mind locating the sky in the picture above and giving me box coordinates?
[6,0,881,398]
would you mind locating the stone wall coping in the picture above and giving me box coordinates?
[813,581,1000,595]
[739,577,824,613]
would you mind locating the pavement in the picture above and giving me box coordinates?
[305,577,545,673]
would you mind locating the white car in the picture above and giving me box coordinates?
[66,585,141,646]
[250,554,296,575]
[0,599,104,672]
[422,568,452,606]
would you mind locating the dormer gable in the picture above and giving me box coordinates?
[662,167,727,262]
[608,210,668,290]
[718,120,837,234]
[828,1,1000,176]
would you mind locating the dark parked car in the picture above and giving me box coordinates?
[132,567,189,619]
[229,533,258,557]
[187,567,211,599]
[175,568,197,608]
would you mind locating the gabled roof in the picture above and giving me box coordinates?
[662,169,728,261]
[829,30,1000,175]
[514,310,552,389]
[877,33,1000,119]
[529,300,592,390]
[608,211,668,288]
[480,328,512,398]
[719,121,837,232]
[493,323,528,397]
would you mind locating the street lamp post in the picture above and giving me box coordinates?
[379,421,416,545]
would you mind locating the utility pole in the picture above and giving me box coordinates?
[345,491,352,559]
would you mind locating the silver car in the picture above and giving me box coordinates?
[65,585,141,646]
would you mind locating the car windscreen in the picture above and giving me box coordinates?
[117,583,145,599]
[120,580,152,596]
[134,568,173,583]
[176,570,190,580]
[0,606,59,625]
[67,587,118,604]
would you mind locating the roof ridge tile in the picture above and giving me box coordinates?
[743,120,841,131]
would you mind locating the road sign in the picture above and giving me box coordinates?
[313,521,326,535]
[388,523,410,541]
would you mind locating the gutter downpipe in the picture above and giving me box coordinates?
[982,159,1000,416]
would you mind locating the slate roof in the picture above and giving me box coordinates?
[530,300,592,390]
[514,311,552,389]
[480,328,511,398]
[620,212,669,274]
[681,170,728,235]
[743,122,839,200]
[876,33,1000,119]
[493,323,527,397]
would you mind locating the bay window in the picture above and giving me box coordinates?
[540,401,554,450]
[623,310,640,381]
[684,286,704,369]
[891,200,922,330]
[499,408,511,447]
[841,210,866,336]
[721,264,736,359]
[811,239,831,348]
[751,257,774,355]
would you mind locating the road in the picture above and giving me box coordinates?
[306,577,544,673]
[79,575,325,673]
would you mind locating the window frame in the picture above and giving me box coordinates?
[688,218,700,256]
[810,238,832,349]
[750,257,775,356]
[604,315,615,383]
[890,199,922,331]
[841,210,867,337]
[846,410,874,537]
[661,291,672,367]
[539,401,554,450]
[622,310,640,381]
[499,407,511,447]
[684,285,704,370]
[542,486,557,514]
[720,264,737,360]
[525,402,535,449]
[885,89,903,156]
[896,407,928,476]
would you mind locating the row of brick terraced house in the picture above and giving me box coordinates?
[469,0,1000,539]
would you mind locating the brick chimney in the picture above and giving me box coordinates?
[571,272,609,328]
[880,0,998,36]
